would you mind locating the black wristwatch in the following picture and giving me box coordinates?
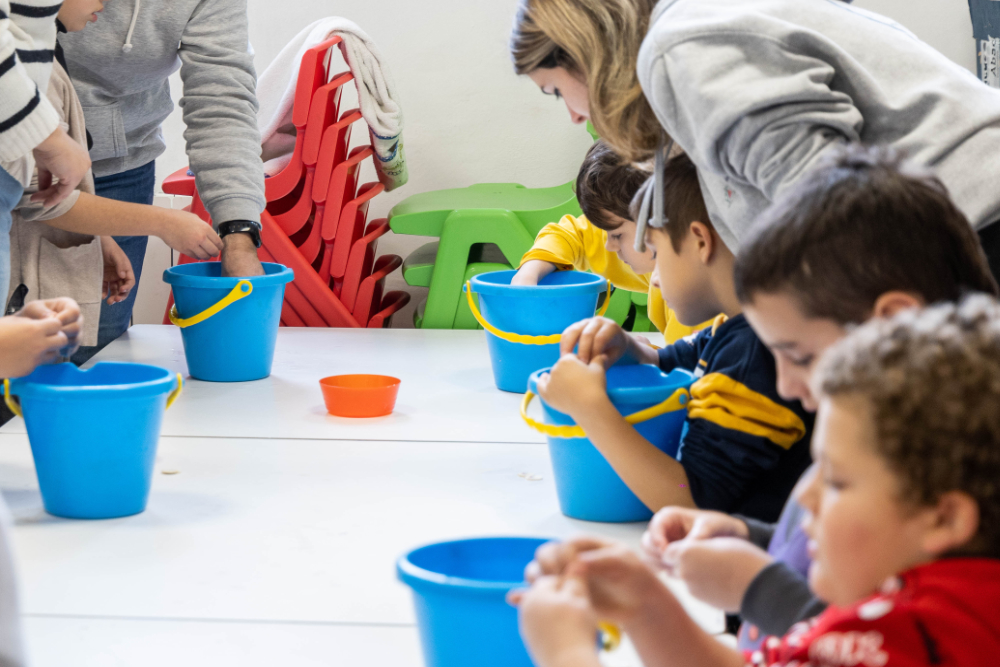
[218,219,263,248]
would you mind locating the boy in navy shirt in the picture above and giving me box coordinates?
[535,153,811,521]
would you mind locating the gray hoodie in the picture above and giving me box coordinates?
[638,0,1000,251]
[59,0,265,227]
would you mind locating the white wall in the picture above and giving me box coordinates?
[143,0,979,327]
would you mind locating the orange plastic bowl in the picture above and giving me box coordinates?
[319,374,401,418]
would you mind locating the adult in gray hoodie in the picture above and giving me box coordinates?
[512,0,1000,277]
[60,0,266,361]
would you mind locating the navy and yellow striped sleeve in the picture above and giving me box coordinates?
[675,321,813,522]
[656,328,706,373]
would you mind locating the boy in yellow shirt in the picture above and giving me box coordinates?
[512,141,701,343]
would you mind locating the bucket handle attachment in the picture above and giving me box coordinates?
[520,386,690,439]
[166,373,184,409]
[464,279,611,345]
[3,373,185,418]
[169,280,254,328]
[3,379,21,418]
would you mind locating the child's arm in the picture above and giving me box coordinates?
[512,259,558,286]
[536,354,696,510]
[39,192,224,260]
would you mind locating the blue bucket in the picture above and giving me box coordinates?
[397,536,550,667]
[525,364,694,523]
[163,262,294,382]
[3,362,182,519]
[465,270,608,393]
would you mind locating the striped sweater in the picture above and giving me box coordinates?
[0,0,61,165]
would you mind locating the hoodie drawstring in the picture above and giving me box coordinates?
[635,136,674,253]
[122,0,141,53]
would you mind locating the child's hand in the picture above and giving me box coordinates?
[521,537,664,626]
[512,575,601,667]
[661,538,774,613]
[641,508,750,568]
[560,317,629,365]
[535,353,609,418]
[511,260,556,286]
[101,237,135,305]
[0,315,71,377]
[561,317,659,367]
[155,209,225,260]
[17,298,82,358]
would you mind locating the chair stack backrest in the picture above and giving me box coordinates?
[162,35,410,329]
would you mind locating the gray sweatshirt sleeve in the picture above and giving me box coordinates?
[733,514,775,551]
[643,26,865,203]
[177,0,264,227]
[740,562,827,636]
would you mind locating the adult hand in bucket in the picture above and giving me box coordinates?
[560,317,659,368]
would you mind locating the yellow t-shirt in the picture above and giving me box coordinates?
[519,214,709,343]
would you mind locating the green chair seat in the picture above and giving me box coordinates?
[389,182,581,239]
[402,242,439,288]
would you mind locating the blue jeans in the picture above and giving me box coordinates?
[0,167,23,305]
[71,161,156,365]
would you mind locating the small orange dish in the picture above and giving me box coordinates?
[319,374,401,418]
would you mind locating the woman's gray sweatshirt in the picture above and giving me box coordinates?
[58,0,265,227]
[638,0,1000,251]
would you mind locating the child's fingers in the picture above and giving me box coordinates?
[534,372,551,397]
[590,354,609,371]
[507,588,526,607]
[576,318,605,363]
[534,537,614,578]
[560,320,587,356]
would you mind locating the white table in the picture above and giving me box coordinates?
[2,326,547,444]
[0,326,721,666]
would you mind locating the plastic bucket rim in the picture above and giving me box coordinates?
[163,262,294,288]
[319,374,401,390]
[469,270,605,297]
[527,366,695,405]
[396,536,552,593]
[8,362,177,399]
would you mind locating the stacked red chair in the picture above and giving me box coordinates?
[161,36,409,329]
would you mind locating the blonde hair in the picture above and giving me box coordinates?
[510,0,663,162]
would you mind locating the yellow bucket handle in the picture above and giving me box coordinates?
[4,373,184,418]
[464,279,611,345]
[520,386,690,439]
[169,280,254,328]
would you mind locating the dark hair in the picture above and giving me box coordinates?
[628,152,712,251]
[817,295,1000,557]
[734,144,998,323]
[576,141,649,231]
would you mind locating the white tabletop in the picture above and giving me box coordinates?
[0,325,720,667]
[2,326,550,445]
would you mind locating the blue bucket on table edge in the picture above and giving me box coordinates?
[527,364,694,523]
[3,362,181,520]
[465,270,607,394]
[163,262,294,382]
[397,536,552,667]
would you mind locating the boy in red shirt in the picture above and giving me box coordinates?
[511,296,1000,666]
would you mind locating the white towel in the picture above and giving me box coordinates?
[257,18,407,191]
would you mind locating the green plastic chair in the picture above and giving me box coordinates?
[392,123,602,330]
[391,193,581,328]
